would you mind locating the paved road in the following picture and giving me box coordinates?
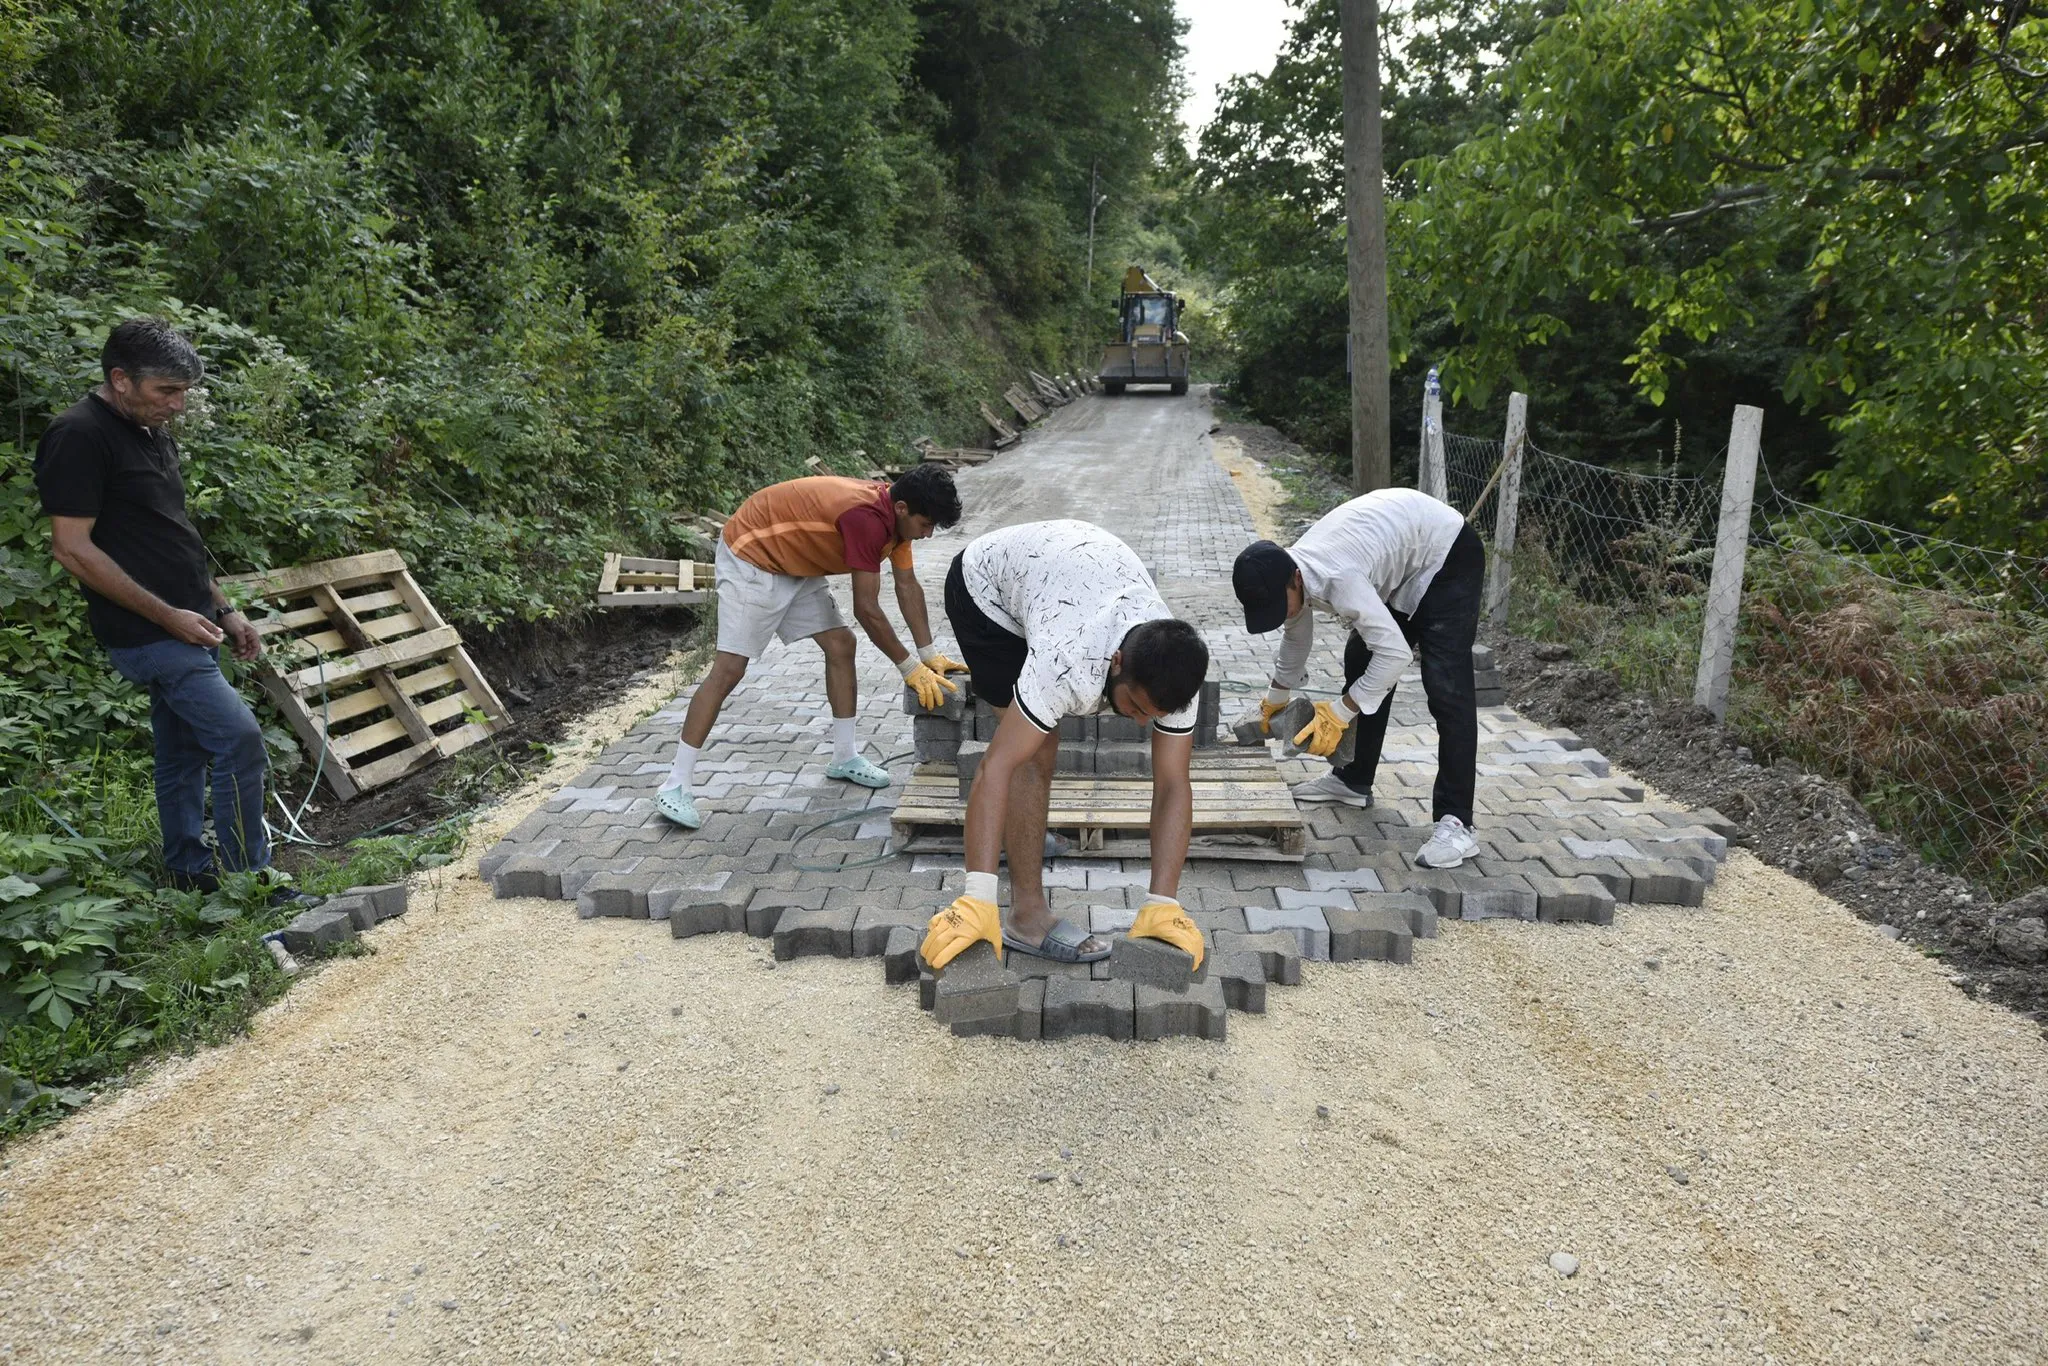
[2,390,2044,1363]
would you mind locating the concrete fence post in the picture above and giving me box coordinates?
[1419,366,1447,502]
[1482,391,1528,628]
[1693,404,1764,719]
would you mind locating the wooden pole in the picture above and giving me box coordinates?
[1419,365,1446,501]
[1483,392,1528,628]
[1693,405,1764,719]
[1341,0,1390,493]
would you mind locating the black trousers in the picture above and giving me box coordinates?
[1332,523,1485,827]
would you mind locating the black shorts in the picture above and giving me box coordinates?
[944,551,1029,709]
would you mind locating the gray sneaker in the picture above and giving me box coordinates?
[1290,772,1375,807]
[1415,815,1479,868]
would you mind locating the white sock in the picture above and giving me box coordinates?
[831,716,858,763]
[665,740,700,791]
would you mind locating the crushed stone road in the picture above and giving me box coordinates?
[2,393,2044,1364]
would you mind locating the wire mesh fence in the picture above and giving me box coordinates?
[1441,422,2048,893]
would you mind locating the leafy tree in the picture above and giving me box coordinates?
[1399,0,2048,547]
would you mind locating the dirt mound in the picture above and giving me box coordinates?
[1491,634,2048,1027]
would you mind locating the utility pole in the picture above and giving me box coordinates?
[1089,162,1105,305]
[1341,0,1390,492]
[1084,162,1105,357]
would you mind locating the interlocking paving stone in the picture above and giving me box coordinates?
[577,871,656,919]
[1214,950,1268,1013]
[1190,908,1248,936]
[1242,905,1331,961]
[1211,930,1304,986]
[1041,977,1136,1040]
[1527,873,1617,925]
[1108,933,1209,991]
[1301,867,1384,893]
[1088,904,1139,935]
[1325,904,1414,964]
[325,894,376,933]
[882,926,923,984]
[932,943,1020,1025]
[1136,979,1228,1040]
[773,905,858,960]
[1359,891,1439,940]
[1617,857,1707,907]
[852,904,934,957]
[1456,876,1539,922]
[280,907,355,955]
[670,900,748,938]
[491,855,561,901]
[951,978,1045,1040]
[356,882,409,921]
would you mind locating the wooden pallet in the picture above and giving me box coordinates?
[1028,370,1071,405]
[979,402,1021,448]
[597,553,712,608]
[220,550,509,801]
[911,437,996,469]
[890,749,1306,861]
[1003,384,1046,424]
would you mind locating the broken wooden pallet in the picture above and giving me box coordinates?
[1003,384,1046,424]
[1028,371,1071,406]
[221,550,509,801]
[596,553,712,608]
[911,436,995,469]
[891,749,1306,861]
[978,401,1020,448]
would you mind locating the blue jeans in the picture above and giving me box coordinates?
[106,641,270,877]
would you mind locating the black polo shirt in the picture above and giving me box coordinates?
[34,392,215,649]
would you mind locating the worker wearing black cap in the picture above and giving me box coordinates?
[1232,487,1487,869]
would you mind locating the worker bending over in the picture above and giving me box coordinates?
[658,467,965,830]
[1232,487,1486,870]
[920,520,1210,970]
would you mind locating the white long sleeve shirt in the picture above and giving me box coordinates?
[1269,488,1466,716]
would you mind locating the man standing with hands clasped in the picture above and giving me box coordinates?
[1232,486,1487,869]
[34,319,285,896]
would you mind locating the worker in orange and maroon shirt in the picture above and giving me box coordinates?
[656,466,965,829]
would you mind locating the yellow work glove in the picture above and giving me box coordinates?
[920,894,1003,971]
[902,661,960,710]
[1292,699,1354,758]
[1258,696,1290,736]
[922,650,970,676]
[1129,897,1204,972]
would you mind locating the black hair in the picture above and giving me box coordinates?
[1116,618,1208,714]
[890,463,962,528]
[102,318,204,385]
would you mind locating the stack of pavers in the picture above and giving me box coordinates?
[1472,643,1505,707]
[272,881,411,955]
[922,675,1225,795]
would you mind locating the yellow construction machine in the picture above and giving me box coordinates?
[1098,266,1189,396]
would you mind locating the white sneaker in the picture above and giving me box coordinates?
[1291,772,1376,807]
[1415,815,1479,868]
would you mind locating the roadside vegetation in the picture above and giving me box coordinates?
[0,0,1187,1134]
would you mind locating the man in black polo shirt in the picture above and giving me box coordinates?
[34,319,276,894]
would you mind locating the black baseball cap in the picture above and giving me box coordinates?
[1232,540,1297,634]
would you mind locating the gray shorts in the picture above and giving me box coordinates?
[713,539,846,658]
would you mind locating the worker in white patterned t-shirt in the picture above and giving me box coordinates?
[919,520,1210,972]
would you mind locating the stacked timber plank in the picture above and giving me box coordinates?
[221,550,509,800]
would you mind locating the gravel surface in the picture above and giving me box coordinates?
[3,460,2046,1362]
